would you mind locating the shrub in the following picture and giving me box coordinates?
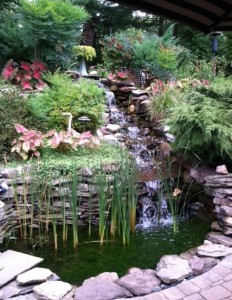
[28,72,106,132]
[165,89,232,162]
[0,82,43,160]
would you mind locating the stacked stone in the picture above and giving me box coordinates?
[0,164,120,243]
[204,173,232,236]
[102,79,136,108]
[130,89,150,117]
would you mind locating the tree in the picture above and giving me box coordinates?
[0,0,89,70]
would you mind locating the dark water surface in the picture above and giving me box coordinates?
[2,218,210,285]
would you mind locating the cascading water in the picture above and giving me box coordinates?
[137,180,172,228]
[104,85,174,228]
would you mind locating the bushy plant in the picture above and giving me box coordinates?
[0,0,89,70]
[73,45,96,61]
[2,59,46,90]
[28,72,106,132]
[11,124,95,159]
[165,89,232,162]
[101,28,143,70]
[131,25,182,80]
[0,81,43,160]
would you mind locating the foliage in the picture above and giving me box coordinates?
[28,73,106,132]
[131,25,182,80]
[73,45,96,61]
[11,124,44,160]
[2,59,46,90]
[108,71,128,81]
[0,0,89,70]
[0,81,44,160]
[89,64,110,78]
[101,28,143,70]
[165,88,232,162]
[196,77,232,102]
[11,123,96,159]
[147,80,178,121]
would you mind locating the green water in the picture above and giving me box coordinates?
[2,218,210,285]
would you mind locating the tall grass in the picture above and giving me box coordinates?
[3,150,138,250]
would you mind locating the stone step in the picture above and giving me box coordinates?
[0,250,43,287]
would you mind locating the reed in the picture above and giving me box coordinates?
[96,167,110,245]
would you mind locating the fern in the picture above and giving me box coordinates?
[166,90,232,162]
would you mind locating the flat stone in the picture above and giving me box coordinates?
[197,240,232,257]
[4,294,37,300]
[33,281,72,300]
[0,250,43,287]
[115,268,160,296]
[156,255,193,284]
[106,124,120,133]
[220,205,232,216]
[206,231,232,246]
[211,221,223,231]
[102,134,121,146]
[17,267,53,285]
[213,197,232,207]
[220,216,232,227]
[0,274,59,299]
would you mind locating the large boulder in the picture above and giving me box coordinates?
[115,268,160,296]
[156,255,193,284]
[75,272,132,300]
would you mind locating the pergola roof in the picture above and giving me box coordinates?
[109,0,232,34]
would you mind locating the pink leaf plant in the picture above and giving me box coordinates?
[2,60,47,90]
[11,124,44,160]
[11,125,99,160]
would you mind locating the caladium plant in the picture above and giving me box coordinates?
[45,130,93,152]
[108,71,128,81]
[11,124,44,160]
[11,124,100,159]
[2,59,46,90]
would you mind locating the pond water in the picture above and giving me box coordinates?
[1,217,210,285]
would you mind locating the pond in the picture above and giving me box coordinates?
[1,217,210,285]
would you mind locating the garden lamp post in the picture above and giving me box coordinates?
[209,31,223,77]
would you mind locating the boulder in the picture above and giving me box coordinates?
[156,255,193,284]
[188,255,204,276]
[220,206,232,216]
[115,268,160,296]
[75,272,132,300]
[213,197,232,207]
[197,240,232,257]
[33,281,72,300]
